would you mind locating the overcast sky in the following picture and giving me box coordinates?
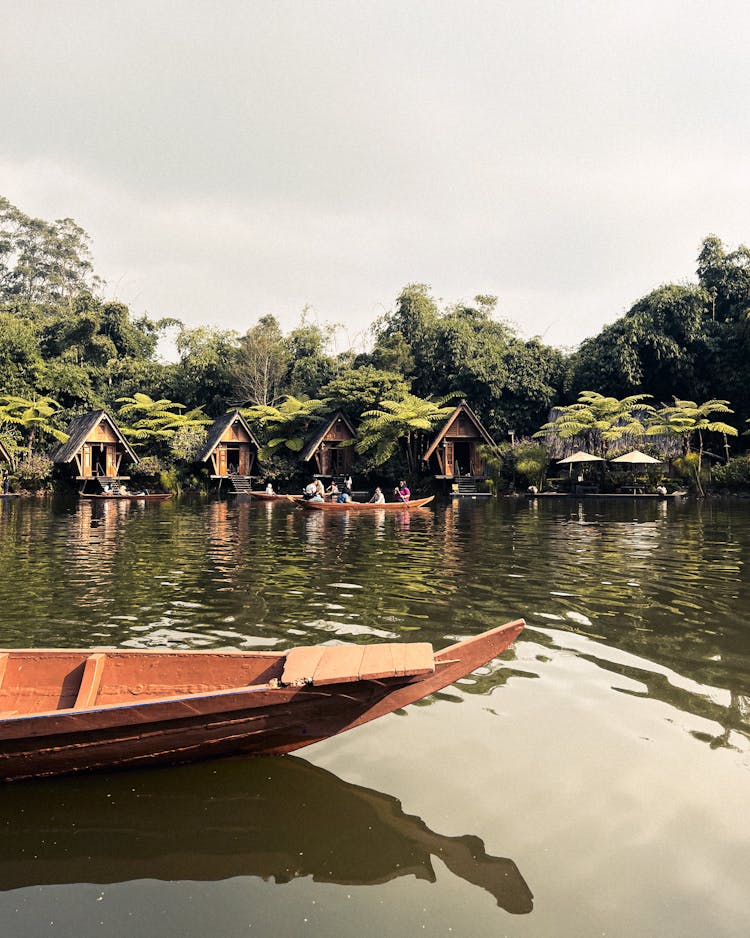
[2,1,749,353]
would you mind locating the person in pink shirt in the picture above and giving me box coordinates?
[394,480,410,502]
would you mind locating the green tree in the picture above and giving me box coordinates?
[172,326,238,413]
[116,393,211,453]
[284,316,337,397]
[535,391,655,456]
[231,315,289,406]
[0,394,68,457]
[356,393,457,473]
[0,311,42,395]
[241,395,328,455]
[321,366,409,421]
[645,399,738,492]
[0,196,101,304]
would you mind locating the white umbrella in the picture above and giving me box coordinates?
[609,450,661,464]
[557,451,604,464]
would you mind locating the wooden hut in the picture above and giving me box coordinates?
[53,411,138,492]
[423,401,495,490]
[301,411,356,479]
[197,411,260,493]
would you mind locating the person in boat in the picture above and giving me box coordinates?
[656,484,668,496]
[2,470,9,494]
[326,481,339,498]
[394,481,410,502]
[265,482,275,495]
[303,481,317,500]
[314,479,325,498]
[336,488,352,503]
[369,487,385,504]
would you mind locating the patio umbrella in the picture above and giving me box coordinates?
[609,450,661,464]
[556,451,604,465]
[556,450,604,484]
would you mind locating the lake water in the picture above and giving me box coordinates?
[0,495,748,937]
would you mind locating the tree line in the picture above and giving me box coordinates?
[1,195,750,490]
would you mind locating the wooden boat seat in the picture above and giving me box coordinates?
[74,653,106,709]
[281,643,435,687]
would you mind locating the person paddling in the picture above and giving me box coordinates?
[394,480,410,502]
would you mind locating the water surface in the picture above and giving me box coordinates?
[0,495,748,937]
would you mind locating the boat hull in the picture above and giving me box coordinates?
[296,495,435,511]
[0,619,523,780]
[79,493,173,501]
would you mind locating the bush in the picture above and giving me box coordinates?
[129,456,164,490]
[170,425,208,463]
[12,453,53,492]
[712,455,750,488]
[513,441,549,488]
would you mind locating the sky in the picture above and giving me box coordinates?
[2,0,749,354]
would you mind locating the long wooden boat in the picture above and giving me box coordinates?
[250,491,302,501]
[294,494,436,511]
[526,491,687,500]
[79,492,173,502]
[0,619,524,781]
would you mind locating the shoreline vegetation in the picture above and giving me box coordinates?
[2,196,750,496]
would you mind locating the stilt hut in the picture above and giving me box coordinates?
[197,411,260,493]
[301,411,356,479]
[423,401,495,492]
[53,411,138,493]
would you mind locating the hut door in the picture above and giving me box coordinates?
[82,445,92,478]
[334,447,350,475]
[217,447,227,477]
[320,448,331,476]
[445,442,454,477]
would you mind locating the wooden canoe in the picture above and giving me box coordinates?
[0,619,524,781]
[79,493,173,502]
[294,495,436,511]
[250,491,302,501]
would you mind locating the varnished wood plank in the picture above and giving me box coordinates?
[313,645,366,686]
[391,644,408,677]
[402,643,435,677]
[75,653,107,709]
[282,646,326,685]
[0,654,8,691]
[358,644,396,681]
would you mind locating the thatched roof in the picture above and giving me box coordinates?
[423,401,495,461]
[52,411,138,465]
[196,411,260,463]
[301,411,356,462]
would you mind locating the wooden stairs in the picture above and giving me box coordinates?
[456,478,478,495]
[228,474,253,494]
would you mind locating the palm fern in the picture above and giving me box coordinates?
[356,393,458,472]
